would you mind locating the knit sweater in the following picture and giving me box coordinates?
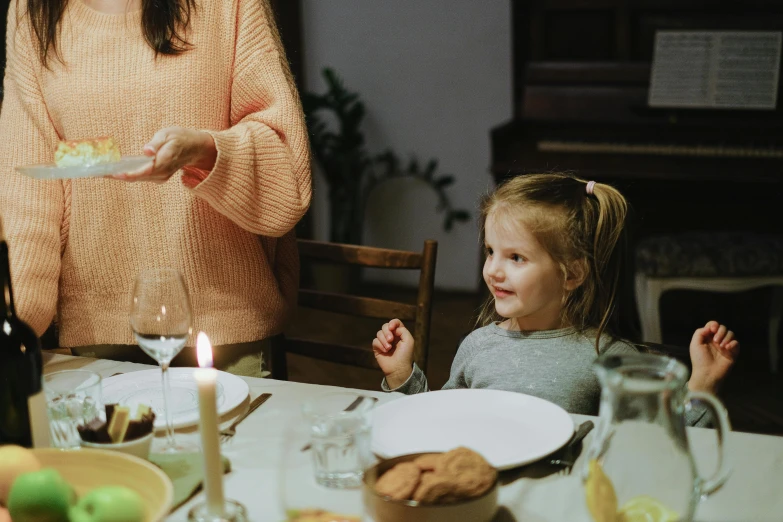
[0,0,312,347]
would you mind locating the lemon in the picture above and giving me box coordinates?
[585,459,619,522]
[618,495,679,522]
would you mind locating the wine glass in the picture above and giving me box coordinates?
[130,268,197,453]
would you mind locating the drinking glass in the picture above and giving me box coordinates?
[303,393,376,489]
[130,268,195,453]
[44,370,103,449]
[278,394,376,521]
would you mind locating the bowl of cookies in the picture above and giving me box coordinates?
[363,447,498,522]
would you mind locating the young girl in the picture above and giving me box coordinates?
[372,174,739,424]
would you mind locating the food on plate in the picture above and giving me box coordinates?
[69,486,145,522]
[78,404,155,444]
[585,459,679,522]
[54,137,121,167]
[285,509,361,522]
[0,445,41,504]
[374,447,496,505]
[7,468,76,522]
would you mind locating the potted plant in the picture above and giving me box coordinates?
[302,68,470,247]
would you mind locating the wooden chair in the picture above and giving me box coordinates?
[269,239,438,381]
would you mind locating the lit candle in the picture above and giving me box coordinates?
[195,332,225,516]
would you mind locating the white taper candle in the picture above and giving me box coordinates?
[195,332,225,516]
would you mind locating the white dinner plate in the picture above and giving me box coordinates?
[16,155,152,180]
[101,368,250,430]
[371,388,575,470]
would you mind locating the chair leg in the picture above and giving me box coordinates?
[770,287,783,374]
[269,334,289,381]
[636,275,665,343]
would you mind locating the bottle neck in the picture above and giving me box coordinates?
[1,240,14,319]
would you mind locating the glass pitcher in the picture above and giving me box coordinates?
[582,353,731,522]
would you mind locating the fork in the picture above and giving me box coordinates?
[552,420,595,475]
[219,393,272,443]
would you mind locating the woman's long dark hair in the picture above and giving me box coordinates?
[21,0,197,67]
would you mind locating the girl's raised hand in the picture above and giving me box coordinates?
[688,320,740,394]
[372,318,415,388]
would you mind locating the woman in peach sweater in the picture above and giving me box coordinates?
[0,0,311,375]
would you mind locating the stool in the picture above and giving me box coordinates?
[635,233,783,373]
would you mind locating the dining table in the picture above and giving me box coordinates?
[43,352,783,522]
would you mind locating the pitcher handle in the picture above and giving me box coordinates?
[686,391,732,496]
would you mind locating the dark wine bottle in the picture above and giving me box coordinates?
[0,217,50,448]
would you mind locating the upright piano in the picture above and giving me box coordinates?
[491,0,783,338]
[492,0,783,237]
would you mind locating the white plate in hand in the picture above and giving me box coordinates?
[16,155,151,180]
[101,368,250,430]
[371,388,575,470]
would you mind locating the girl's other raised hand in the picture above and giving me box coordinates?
[372,318,415,388]
[688,320,740,394]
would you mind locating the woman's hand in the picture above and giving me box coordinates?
[111,126,217,183]
[372,319,415,389]
[688,320,740,395]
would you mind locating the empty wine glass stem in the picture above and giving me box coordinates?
[160,362,177,450]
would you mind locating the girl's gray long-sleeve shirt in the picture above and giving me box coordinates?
[382,324,709,426]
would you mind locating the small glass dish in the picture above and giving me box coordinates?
[16,156,152,180]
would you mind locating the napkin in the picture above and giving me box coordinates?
[150,452,232,510]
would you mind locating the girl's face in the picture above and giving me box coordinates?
[482,213,567,331]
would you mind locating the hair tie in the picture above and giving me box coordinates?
[585,181,596,196]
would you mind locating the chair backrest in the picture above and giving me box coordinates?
[269,239,438,381]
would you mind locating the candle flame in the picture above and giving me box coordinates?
[196,332,213,368]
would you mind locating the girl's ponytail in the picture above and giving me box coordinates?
[588,182,628,353]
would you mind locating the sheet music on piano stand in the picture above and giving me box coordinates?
[649,31,782,110]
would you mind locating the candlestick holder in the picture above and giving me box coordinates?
[187,499,248,522]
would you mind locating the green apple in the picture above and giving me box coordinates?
[68,486,145,522]
[7,468,75,522]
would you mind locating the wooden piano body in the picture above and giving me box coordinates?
[491,0,783,337]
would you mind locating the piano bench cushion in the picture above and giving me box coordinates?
[636,233,783,278]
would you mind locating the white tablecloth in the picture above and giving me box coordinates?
[43,354,783,522]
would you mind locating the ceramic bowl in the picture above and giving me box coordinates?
[363,452,499,522]
[80,432,153,460]
[33,447,173,522]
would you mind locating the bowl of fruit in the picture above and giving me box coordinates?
[0,444,173,522]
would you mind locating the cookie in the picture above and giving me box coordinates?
[375,462,422,501]
[413,453,441,472]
